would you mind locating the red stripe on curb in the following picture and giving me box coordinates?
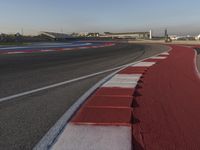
[119,67,147,74]
[95,87,135,96]
[85,95,133,108]
[71,107,132,126]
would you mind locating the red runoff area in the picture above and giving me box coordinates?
[133,45,200,150]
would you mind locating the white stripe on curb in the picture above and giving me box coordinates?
[102,82,138,88]
[161,52,169,55]
[110,74,141,83]
[51,124,132,150]
[132,62,156,67]
[150,56,167,59]
[105,75,140,83]
[114,74,142,79]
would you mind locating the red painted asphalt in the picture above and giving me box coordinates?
[133,45,200,150]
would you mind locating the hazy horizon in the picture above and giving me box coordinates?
[0,0,200,36]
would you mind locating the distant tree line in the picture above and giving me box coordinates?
[0,32,113,43]
[0,33,53,43]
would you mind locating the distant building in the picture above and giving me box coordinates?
[101,31,151,39]
[169,35,195,41]
[40,31,73,40]
[169,35,178,40]
[78,32,88,37]
[87,32,100,37]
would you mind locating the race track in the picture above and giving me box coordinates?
[0,42,168,149]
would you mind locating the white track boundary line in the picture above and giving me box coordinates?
[181,45,200,79]
[0,66,126,103]
[189,47,200,79]
[0,48,171,103]
[0,57,152,103]
[33,46,172,150]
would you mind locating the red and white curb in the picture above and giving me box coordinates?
[34,52,170,150]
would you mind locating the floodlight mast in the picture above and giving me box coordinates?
[165,28,172,42]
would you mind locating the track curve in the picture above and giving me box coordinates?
[0,42,168,150]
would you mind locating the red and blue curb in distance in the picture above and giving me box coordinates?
[48,52,169,150]
[0,42,115,55]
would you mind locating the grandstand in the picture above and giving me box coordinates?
[102,31,151,39]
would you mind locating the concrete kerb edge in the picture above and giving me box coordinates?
[33,70,120,150]
[33,45,172,150]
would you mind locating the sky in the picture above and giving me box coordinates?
[0,0,200,36]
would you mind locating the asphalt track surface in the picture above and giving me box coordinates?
[0,42,168,150]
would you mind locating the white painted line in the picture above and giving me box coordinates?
[132,62,156,67]
[191,47,200,79]
[33,70,122,150]
[150,56,167,59]
[51,124,132,150]
[0,62,143,103]
[0,67,123,103]
[0,51,165,103]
